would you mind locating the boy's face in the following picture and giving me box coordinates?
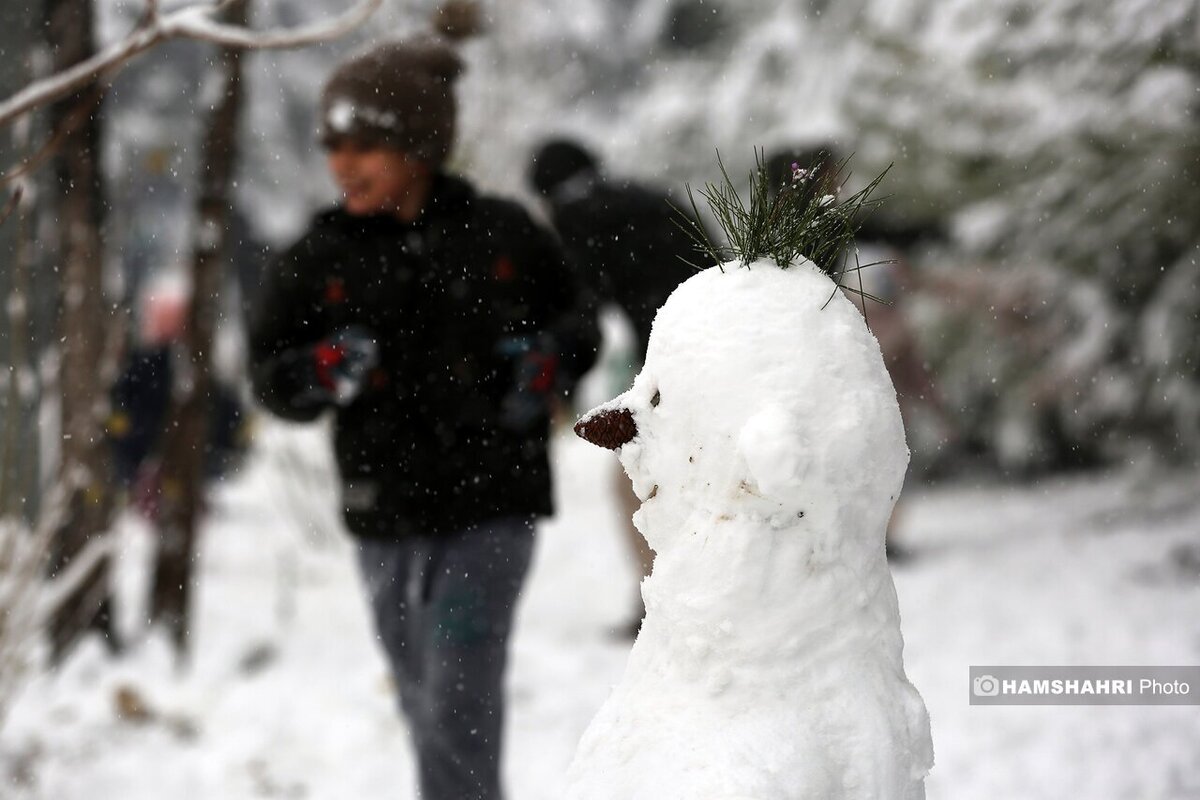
[325,139,429,218]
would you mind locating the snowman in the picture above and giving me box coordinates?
[566,159,933,799]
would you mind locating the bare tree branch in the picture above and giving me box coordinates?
[1,83,108,186]
[0,26,160,129]
[0,0,383,128]
[134,0,161,30]
[0,186,22,228]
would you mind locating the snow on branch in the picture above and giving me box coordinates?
[0,0,384,129]
[0,484,70,726]
[162,0,381,48]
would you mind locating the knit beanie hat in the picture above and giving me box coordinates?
[319,3,482,166]
[528,138,599,197]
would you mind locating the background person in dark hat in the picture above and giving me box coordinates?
[528,137,707,635]
[248,18,598,799]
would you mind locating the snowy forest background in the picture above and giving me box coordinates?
[7,0,1198,477]
[0,0,1198,797]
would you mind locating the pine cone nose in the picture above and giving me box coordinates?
[574,407,638,450]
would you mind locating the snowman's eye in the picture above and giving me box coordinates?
[650,390,661,408]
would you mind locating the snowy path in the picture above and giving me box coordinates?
[2,421,1199,799]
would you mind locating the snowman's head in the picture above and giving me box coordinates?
[576,260,908,556]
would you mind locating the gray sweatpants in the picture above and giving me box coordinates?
[356,516,535,800]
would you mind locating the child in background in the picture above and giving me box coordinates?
[248,20,597,800]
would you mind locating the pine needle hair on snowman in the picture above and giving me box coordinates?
[570,151,933,800]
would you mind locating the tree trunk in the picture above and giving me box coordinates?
[0,3,38,522]
[150,0,248,654]
[45,0,119,661]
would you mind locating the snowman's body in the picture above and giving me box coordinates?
[568,260,933,800]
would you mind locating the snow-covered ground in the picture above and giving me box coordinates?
[2,419,1199,799]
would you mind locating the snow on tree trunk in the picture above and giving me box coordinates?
[150,0,248,654]
[44,0,120,661]
[0,6,39,522]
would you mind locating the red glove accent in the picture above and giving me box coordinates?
[529,352,559,393]
[313,341,346,390]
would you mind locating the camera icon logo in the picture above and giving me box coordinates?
[973,674,1001,697]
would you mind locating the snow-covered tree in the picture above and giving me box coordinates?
[845,0,1200,467]
[0,0,385,665]
[458,0,1200,469]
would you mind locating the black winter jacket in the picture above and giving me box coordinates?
[548,177,703,356]
[249,174,597,539]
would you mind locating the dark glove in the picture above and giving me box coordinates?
[497,333,560,430]
[303,326,380,407]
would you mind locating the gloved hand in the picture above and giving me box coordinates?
[305,326,380,406]
[496,333,560,430]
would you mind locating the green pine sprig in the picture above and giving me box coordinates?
[674,149,893,304]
